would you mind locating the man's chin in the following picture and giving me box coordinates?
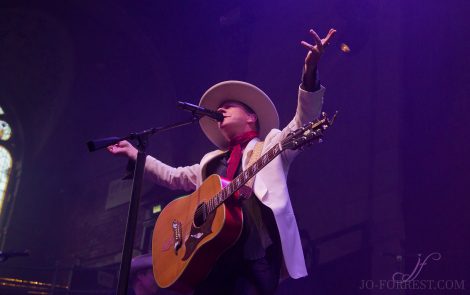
[218,126,233,141]
[218,122,230,130]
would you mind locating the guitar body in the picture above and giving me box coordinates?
[152,174,243,293]
[151,113,336,293]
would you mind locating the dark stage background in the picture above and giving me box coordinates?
[0,0,469,294]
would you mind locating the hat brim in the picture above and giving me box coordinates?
[199,81,279,149]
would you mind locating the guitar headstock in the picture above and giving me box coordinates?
[281,111,338,151]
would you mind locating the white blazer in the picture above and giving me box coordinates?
[145,86,325,279]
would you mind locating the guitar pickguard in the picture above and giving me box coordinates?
[182,209,216,261]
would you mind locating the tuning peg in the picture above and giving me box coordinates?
[327,111,339,125]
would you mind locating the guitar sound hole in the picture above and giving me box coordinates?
[194,203,207,227]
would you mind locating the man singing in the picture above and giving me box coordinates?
[108,28,335,295]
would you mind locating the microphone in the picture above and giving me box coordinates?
[177,101,224,122]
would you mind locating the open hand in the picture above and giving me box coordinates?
[301,28,336,72]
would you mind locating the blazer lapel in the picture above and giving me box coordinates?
[200,149,228,180]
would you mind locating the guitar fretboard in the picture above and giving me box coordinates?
[202,112,333,215]
[206,143,282,214]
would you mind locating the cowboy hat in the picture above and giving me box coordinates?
[199,80,279,149]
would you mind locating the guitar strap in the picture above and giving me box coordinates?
[245,141,288,280]
[244,141,264,189]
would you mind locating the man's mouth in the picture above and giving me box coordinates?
[218,115,230,126]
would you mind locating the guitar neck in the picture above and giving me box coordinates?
[204,112,335,214]
[206,143,283,213]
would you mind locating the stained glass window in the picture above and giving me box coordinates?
[0,106,12,215]
[0,121,11,141]
[0,146,12,215]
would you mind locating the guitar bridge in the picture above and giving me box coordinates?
[172,219,182,255]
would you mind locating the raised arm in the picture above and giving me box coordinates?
[268,28,336,161]
[300,28,336,92]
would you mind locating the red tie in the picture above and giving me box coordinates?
[226,131,258,180]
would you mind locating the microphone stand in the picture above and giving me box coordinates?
[87,115,201,295]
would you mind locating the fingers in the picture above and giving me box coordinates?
[107,140,137,160]
[304,28,337,48]
[107,141,127,153]
[107,144,118,153]
[300,40,314,51]
[322,28,336,47]
[309,29,323,48]
[302,28,337,54]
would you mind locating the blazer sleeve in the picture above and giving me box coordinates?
[144,155,201,191]
[266,85,325,165]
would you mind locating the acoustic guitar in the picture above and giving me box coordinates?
[152,112,337,293]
